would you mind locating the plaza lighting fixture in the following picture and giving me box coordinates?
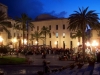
[12,37,17,48]
[54,41,58,48]
[22,39,27,45]
[85,41,90,46]
[91,40,98,47]
[91,40,98,54]
[24,39,27,45]
[12,37,17,43]
[0,36,3,43]
[35,41,38,44]
[77,42,80,46]
[0,36,3,45]
[54,41,57,45]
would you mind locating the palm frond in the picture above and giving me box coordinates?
[2,26,11,39]
[0,21,12,28]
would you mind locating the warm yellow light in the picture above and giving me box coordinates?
[55,41,57,45]
[77,42,80,46]
[85,42,90,46]
[22,39,27,45]
[0,36,3,42]
[24,39,27,45]
[12,38,17,43]
[92,40,98,47]
[35,41,38,44]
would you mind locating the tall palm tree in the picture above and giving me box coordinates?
[71,29,92,45]
[85,29,92,42]
[31,31,44,50]
[41,26,50,46]
[67,7,100,62]
[71,30,82,45]
[15,13,34,46]
[0,11,12,38]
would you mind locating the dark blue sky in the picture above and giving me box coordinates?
[0,0,100,19]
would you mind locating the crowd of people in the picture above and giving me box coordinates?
[11,46,100,74]
[14,46,100,63]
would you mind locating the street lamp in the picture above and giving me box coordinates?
[35,41,38,45]
[0,36,3,45]
[85,41,91,54]
[12,37,17,48]
[77,42,80,46]
[35,41,39,51]
[85,41,90,47]
[91,40,98,48]
[91,40,98,55]
[54,41,58,48]
[24,39,27,45]
[22,39,27,45]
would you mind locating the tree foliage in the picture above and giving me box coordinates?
[0,11,12,38]
[67,7,100,62]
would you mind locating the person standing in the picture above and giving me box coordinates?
[42,60,50,73]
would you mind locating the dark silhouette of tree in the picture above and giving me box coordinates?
[0,11,12,38]
[67,7,100,62]
[15,13,34,46]
[41,26,50,46]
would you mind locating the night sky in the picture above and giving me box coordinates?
[0,0,100,19]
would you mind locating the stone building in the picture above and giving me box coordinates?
[0,3,100,50]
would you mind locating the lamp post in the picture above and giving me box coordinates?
[91,40,98,55]
[35,41,37,49]
[77,42,80,46]
[22,39,27,45]
[24,39,27,45]
[21,38,27,52]
[0,36,3,46]
[35,41,38,45]
[85,41,91,54]
[77,42,80,52]
[55,41,57,48]
[12,37,17,49]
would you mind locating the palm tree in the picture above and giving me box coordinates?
[71,29,92,45]
[71,30,82,45]
[31,31,44,50]
[15,13,34,46]
[85,29,92,42]
[0,11,12,38]
[41,26,50,46]
[67,7,100,62]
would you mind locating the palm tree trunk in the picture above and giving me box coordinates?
[27,25,28,51]
[45,32,46,47]
[82,32,85,63]
[82,23,86,63]
[23,29,24,46]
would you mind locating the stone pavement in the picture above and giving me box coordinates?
[28,54,74,67]
[0,54,100,75]
[49,63,94,75]
[8,54,74,66]
[48,63,100,75]
[0,54,74,75]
